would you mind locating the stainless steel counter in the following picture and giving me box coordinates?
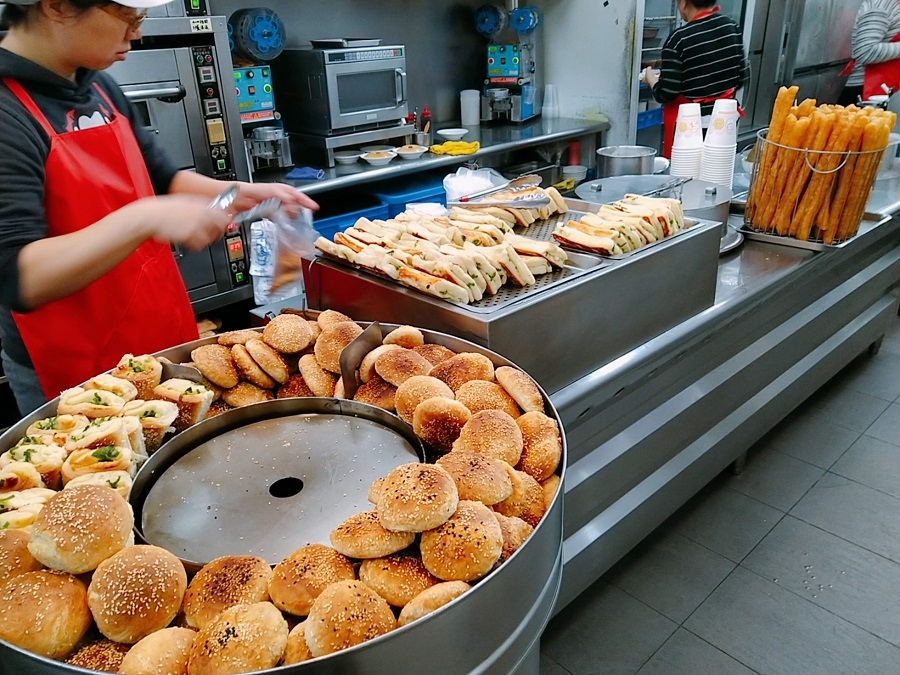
[255,117,610,195]
[553,211,900,611]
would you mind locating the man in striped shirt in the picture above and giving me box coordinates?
[839,0,900,104]
[643,0,748,157]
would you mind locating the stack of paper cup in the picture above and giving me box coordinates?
[670,103,703,178]
[700,98,739,189]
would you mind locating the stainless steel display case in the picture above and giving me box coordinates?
[0,325,564,675]
[304,200,723,392]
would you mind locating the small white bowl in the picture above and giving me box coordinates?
[334,150,362,165]
[436,128,468,141]
[361,150,397,166]
[395,144,428,160]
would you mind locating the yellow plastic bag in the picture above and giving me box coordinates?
[429,140,480,156]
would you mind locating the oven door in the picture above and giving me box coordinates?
[324,58,408,130]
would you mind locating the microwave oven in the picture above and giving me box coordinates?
[272,46,408,136]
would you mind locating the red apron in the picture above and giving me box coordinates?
[659,5,741,158]
[863,29,900,99]
[4,78,198,398]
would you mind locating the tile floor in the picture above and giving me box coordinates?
[541,313,900,675]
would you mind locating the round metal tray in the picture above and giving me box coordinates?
[131,398,424,572]
[0,323,565,675]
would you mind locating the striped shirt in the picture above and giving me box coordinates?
[847,0,900,86]
[652,13,749,116]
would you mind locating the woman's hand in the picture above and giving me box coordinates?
[137,195,235,251]
[231,181,319,216]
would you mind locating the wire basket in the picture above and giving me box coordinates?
[744,128,886,244]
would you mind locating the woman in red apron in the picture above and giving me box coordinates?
[0,0,317,414]
[839,0,900,105]
[642,0,748,158]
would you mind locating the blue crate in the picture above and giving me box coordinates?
[313,190,389,241]
[637,107,663,130]
[369,173,447,219]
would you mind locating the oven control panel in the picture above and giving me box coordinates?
[191,45,234,179]
[234,66,276,123]
[224,223,249,287]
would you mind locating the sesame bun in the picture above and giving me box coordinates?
[307,320,322,341]
[283,621,312,665]
[515,411,563,481]
[190,344,240,389]
[541,474,561,510]
[314,321,364,373]
[395,375,454,425]
[217,329,262,346]
[204,399,234,419]
[454,379,521,418]
[435,451,513,505]
[353,375,397,411]
[88,545,187,644]
[231,343,276,389]
[268,543,355,617]
[0,570,92,659]
[298,354,338,397]
[359,344,404,383]
[493,465,546,527]
[375,463,458,533]
[412,396,472,453]
[428,352,495,392]
[413,343,456,367]
[495,366,544,413]
[374,348,433,387]
[276,373,315,399]
[221,381,274,408]
[420,500,503,581]
[334,377,346,398]
[304,580,396,658]
[368,475,385,504]
[359,554,440,607]
[452,409,523,465]
[244,338,290,384]
[27,484,134,574]
[65,638,131,672]
[119,627,196,675]
[187,601,288,675]
[382,325,425,349]
[492,512,534,564]
[183,555,273,630]
[0,526,42,583]
[397,580,471,627]
[316,309,355,330]
[262,314,314,354]
[330,510,416,559]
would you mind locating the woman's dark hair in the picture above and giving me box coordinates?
[2,0,109,28]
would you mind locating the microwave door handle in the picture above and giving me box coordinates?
[395,69,407,104]
[123,84,187,104]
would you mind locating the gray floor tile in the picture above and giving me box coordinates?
[605,530,735,624]
[542,581,676,675]
[540,653,573,675]
[831,434,900,498]
[865,402,900,446]
[669,484,783,563]
[791,472,900,564]
[724,446,824,512]
[743,515,900,648]
[833,350,900,402]
[804,385,891,433]
[756,413,860,470]
[684,566,900,675]
[636,628,757,675]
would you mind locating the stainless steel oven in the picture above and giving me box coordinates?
[273,45,408,136]
[106,15,253,314]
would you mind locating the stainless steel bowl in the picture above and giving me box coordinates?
[0,324,565,675]
[596,145,657,177]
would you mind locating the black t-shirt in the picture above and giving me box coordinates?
[0,48,179,366]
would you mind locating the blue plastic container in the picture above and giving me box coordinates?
[369,173,447,219]
[312,190,389,241]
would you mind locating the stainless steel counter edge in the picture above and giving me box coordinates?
[256,117,611,194]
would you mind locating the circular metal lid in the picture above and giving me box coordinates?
[130,398,424,570]
[575,175,732,210]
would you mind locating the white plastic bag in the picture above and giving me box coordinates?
[249,205,318,305]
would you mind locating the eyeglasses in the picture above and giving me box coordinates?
[98,2,149,31]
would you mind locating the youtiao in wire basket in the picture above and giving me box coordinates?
[744,87,895,244]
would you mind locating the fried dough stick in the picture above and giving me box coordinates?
[747,85,799,222]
